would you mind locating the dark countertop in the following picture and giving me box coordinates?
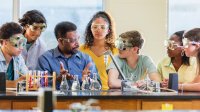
[1,89,200,100]
[0,110,200,112]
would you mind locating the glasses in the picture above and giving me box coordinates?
[164,39,183,50]
[9,35,27,49]
[182,38,200,48]
[62,36,80,43]
[115,38,133,51]
[91,24,109,31]
[28,23,46,32]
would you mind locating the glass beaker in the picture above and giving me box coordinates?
[71,75,80,91]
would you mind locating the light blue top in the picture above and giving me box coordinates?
[0,48,28,80]
[107,55,157,81]
[21,38,47,70]
[36,47,101,89]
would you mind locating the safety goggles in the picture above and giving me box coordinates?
[164,39,183,50]
[28,23,46,32]
[115,38,133,51]
[62,36,80,43]
[182,38,200,48]
[9,34,27,49]
[91,24,109,31]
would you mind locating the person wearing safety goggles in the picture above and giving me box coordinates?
[176,28,200,91]
[19,10,47,70]
[0,22,28,88]
[36,21,101,90]
[107,30,161,89]
[80,11,118,90]
[157,31,197,88]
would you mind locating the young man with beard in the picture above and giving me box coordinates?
[37,21,101,90]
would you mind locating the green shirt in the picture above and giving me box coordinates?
[107,55,157,81]
[6,59,14,80]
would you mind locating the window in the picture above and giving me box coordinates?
[20,0,103,49]
[168,0,200,35]
[0,0,12,26]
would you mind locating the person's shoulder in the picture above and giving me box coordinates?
[111,47,119,55]
[139,55,151,60]
[158,57,170,64]
[15,54,24,60]
[40,48,54,58]
[79,44,89,52]
[37,38,47,47]
[78,50,90,57]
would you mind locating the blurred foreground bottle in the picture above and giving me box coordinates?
[38,88,56,112]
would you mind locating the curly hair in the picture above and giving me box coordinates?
[119,30,144,54]
[84,11,116,50]
[120,30,144,49]
[0,22,22,40]
[19,10,46,27]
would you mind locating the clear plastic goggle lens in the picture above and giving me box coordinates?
[164,39,182,50]
[10,35,27,48]
[91,24,108,30]
[29,23,46,32]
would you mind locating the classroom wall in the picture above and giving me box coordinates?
[104,0,168,65]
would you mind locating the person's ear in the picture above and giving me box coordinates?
[132,47,139,54]
[106,29,110,35]
[58,38,63,45]
[24,25,29,31]
[196,43,200,49]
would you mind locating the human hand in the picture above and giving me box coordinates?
[58,62,74,81]
[17,75,26,81]
[161,78,169,88]
[82,62,92,81]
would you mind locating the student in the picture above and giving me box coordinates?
[19,10,47,70]
[80,11,118,90]
[37,21,101,89]
[107,30,160,89]
[0,22,28,87]
[157,31,197,87]
[179,28,200,91]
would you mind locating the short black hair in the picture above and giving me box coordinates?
[0,22,22,39]
[54,21,77,40]
[19,10,47,26]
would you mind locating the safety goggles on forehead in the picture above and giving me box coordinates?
[182,38,200,48]
[115,37,133,51]
[28,23,46,32]
[164,39,183,50]
[62,36,80,43]
[91,24,109,30]
[9,34,27,49]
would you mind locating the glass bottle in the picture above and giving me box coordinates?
[60,75,69,93]
[81,77,90,90]
[71,75,80,91]
[90,73,101,90]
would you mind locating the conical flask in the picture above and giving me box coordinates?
[81,77,90,90]
[90,73,101,90]
[60,75,69,93]
[71,75,80,91]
